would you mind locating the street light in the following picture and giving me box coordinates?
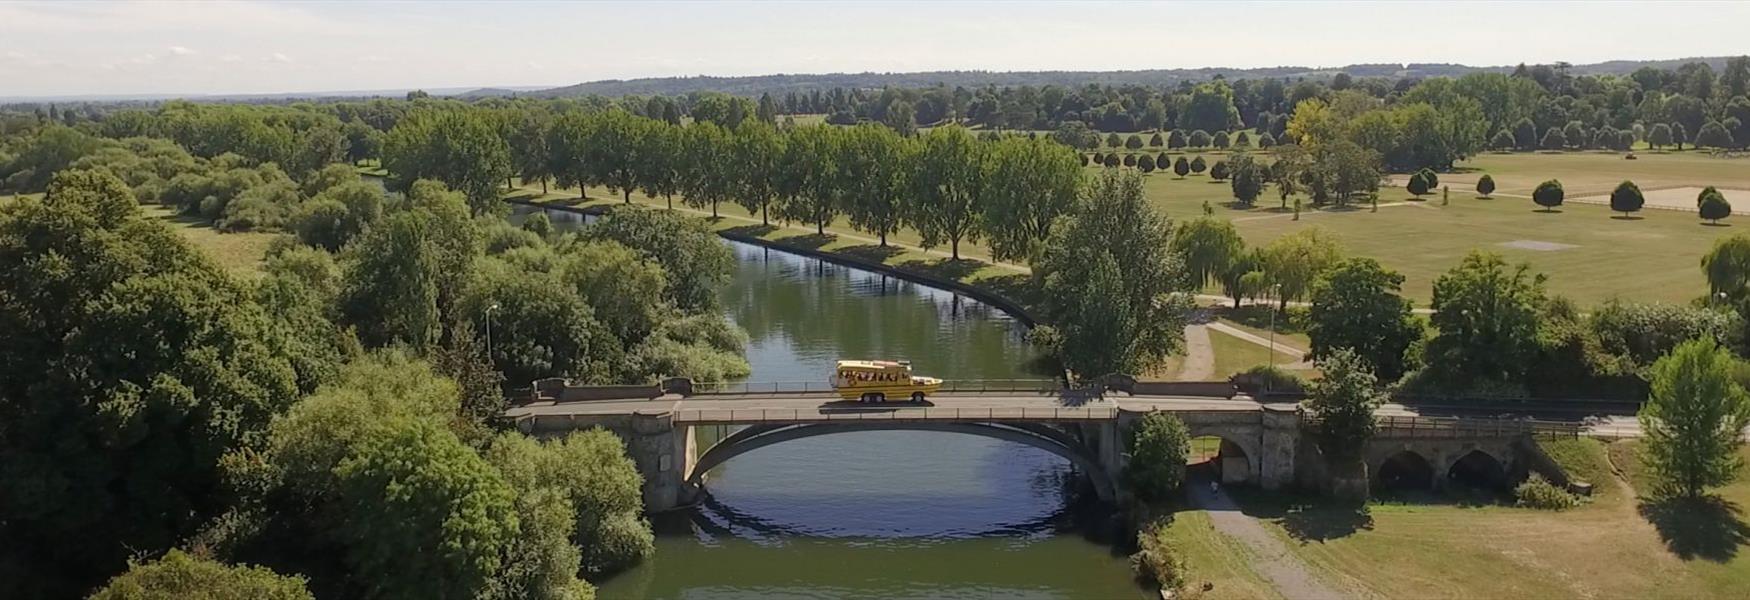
[485,303,501,358]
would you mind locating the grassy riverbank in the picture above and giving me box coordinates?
[1201,439,1750,599]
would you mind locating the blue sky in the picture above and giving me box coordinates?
[2,0,1746,97]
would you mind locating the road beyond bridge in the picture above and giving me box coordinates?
[507,379,1577,512]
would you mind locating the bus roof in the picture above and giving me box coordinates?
[836,359,908,370]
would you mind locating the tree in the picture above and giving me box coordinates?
[1672,122,1689,150]
[1262,227,1343,311]
[1149,132,1164,147]
[90,550,312,600]
[1696,120,1736,149]
[486,430,653,577]
[1417,168,1438,190]
[1123,153,1138,167]
[1052,121,1100,150]
[982,137,1082,262]
[1213,130,1231,149]
[1476,174,1496,198]
[293,181,384,251]
[1701,189,1733,225]
[1036,170,1192,377]
[1304,348,1384,463]
[678,122,734,217]
[1533,179,1564,211]
[1639,339,1750,498]
[1189,155,1207,175]
[774,125,843,234]
[1406,170,1430,197]
[1106,132,1123,147]
[840,124,913,246]
[1125,134,1144,149]
[1188,130,1212,148]
[584,206,734,312]
[1307,258,1420,380]
[1228,153,1266,205]
[1649,122,1673,149]
[1167,129,1188,149]
[730,120,784,224]
[1258,132,1277,148]
[1703,232,1750,299]
[1512,118,1538,151]
[1103,153,1120,168]
[1125,412,1191,501]
[381,109,512,215]
[1427,251,1546,384]
[690,93,755,128]
[1137,154,1158,173]
[1234,131,1252,148]
[1490,130,1516,150]
[1209,160,1230,181]
[1173,156,1190,178]
[1172,217,1244,289]
[0,171,314,598]
[1156,151,1170,170]
[1540,127,1567,150]
[1609,180,1645,217]
[911,127,987,260]
[1561,121,1586,149]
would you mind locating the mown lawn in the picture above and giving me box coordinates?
[1233,439,1750,599]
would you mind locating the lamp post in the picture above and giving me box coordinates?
[485,302,500,359]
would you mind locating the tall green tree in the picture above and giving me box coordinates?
[910,126,987,260]
[679,122,733,217]
[0,170,309,598]
[838,124,913,246]
[730,120,785,225]
[1307,258,1420,380]
[381,109,512,215]
[586,110,653,203]
[1036,170,1192,377]
[1609,180,1644,217]
[1533,179,1565,211]
[774,125,842,234]
[1639,339,1750,499]
[1228,152,1266,205]
[1304,348,1384,465]
[1262,227,1343,311]
[1125,412,1191,501]
[1702,232,1750,299]
[981,136,1082,262]
[1427,251,1546,384]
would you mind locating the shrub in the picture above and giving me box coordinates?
[1123,153,1138,167]
[1125,134,1144,149]
[1189,155,1207,174]
[1188,130,1211,148]
[1131,522,1186,592]
[1125,412,1190,501]
[1701,189,1732,224]
[1533,179,1564,211]
[1476,174,1496,198]
[1232,364,1308,396]
[1209,160,1230,181]
[1515,473,1580,510]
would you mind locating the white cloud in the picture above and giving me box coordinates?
[265,52,292,64]
[167,45,195,56]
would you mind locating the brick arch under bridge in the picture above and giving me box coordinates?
[687,421,1119,502]
[1363,435,1523,491]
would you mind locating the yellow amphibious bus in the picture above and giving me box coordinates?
[832,359,942,402]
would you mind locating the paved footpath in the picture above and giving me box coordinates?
[1186,483,1345,600]
[1177,324,1216,380]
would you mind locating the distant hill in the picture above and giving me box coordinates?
[529,56,1737,98]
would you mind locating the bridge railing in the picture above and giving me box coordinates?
[1351,415,1584,439]
[687,379,1065,396]
[674,405,1118,423]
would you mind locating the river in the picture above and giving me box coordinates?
[521,207,1145,599]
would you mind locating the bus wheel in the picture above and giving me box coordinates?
[911,392,926,402]
[857,393,869,403]
[872,393,885,402]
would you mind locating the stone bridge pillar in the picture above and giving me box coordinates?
[1258,403,1302,491]
[624,411,697,512]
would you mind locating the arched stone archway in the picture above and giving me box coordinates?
[1446,449,1509,491]
[1188,435,1255,485]
[689,422,1116,502]
[1375,450,1434,491]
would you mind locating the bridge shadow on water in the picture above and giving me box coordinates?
[661,474,1123,548]
[1637,495,1750,562]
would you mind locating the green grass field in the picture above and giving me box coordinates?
[142,204,278,277]
[1220,439,1750,599]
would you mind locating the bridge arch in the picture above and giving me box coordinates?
[1446,449,1509,490]
[1375,450,1435,491]
[688,422,1116,502]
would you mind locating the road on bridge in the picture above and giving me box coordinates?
[507,391,1276,424]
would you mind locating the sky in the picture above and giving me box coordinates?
[2,0,1748,98]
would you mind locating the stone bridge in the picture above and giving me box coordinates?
[507,379,1571,511]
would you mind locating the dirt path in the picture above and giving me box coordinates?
[1177,324,1216,380]
[1187,483,1346,600]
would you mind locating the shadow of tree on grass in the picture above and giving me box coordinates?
[773,233,835,252]
[720,223,780,239]
[895,257,986,282]
[834,243,907,264]
[1227,489,1375,543]
[1638,495,1750,562]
